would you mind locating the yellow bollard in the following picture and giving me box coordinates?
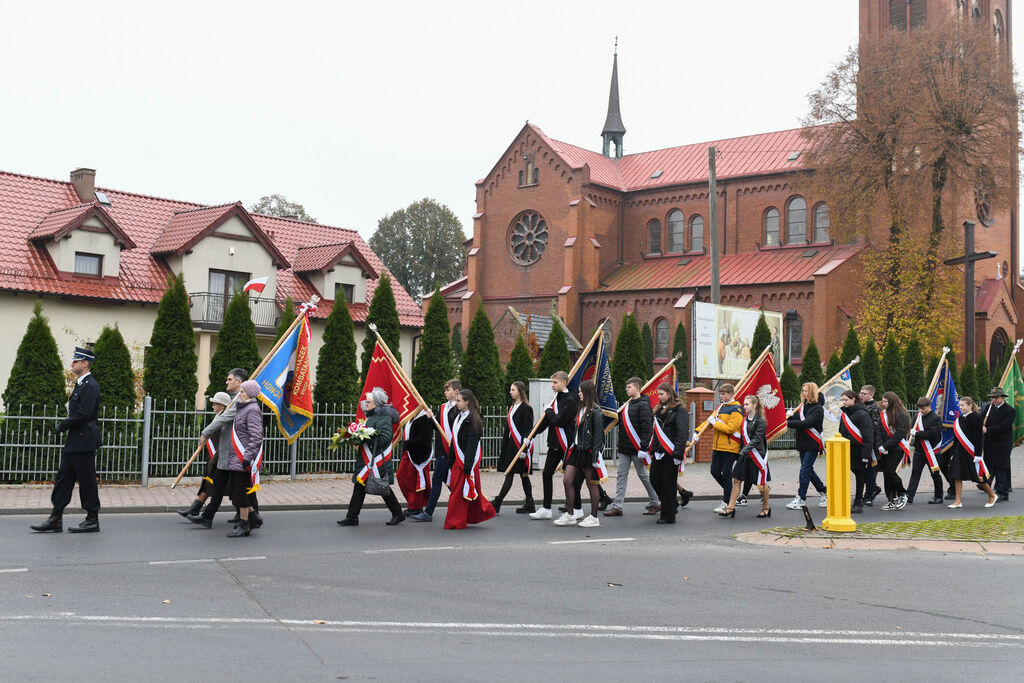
[821,433,856,532]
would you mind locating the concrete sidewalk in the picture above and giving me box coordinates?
[2,450,1022,514]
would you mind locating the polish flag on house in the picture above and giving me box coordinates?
[242,276,270,294]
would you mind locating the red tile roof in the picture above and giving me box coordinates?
[29,201,137,249]
[0,170,423,328]
[975,277,1013,319]
[151,201,289,268]
[597,245,862,292]
[291,241,378,278]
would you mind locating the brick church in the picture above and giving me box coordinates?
[442,0,1019,377]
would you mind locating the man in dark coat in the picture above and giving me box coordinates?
[982,387,1017,501]
[31,347,102,533]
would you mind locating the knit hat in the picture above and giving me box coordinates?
[210,391,231,407]
[240,380,261,399]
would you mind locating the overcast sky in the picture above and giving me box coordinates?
[3,1,1022,247]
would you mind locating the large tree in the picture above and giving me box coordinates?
[672,322,689,383]
[412,289,455,406]
[611,313,647,402]
[3,302,67,413]
[974,354,993,400]
[958,362,978,404]
[748,310,772,369]
[207,292,261,398]
[536,319,571,380]
[91,325,136,414]
[840,324,865,389]
[799,336,824,387]
[369,198,466,302]
[903,334,926,404]
[641,322,655,378]
[360,273,402,378]
[314,289,360,407]
[276,296,296,341]
[144,274,198,406]
[450,324,464,372]
[505,333,535,392]
[249,194,317,223]
[459,306,503,408]
[861,340,882,392]
[780,363,801,405]
[880,334,905,400]
[825,352,843,380]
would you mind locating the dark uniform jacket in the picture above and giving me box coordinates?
[454,412,482,471]
[912,410,942,457]
[573,408,605,459]
[403,413,434,466]
[651,402,689,460]
[498,402,535,470]
[879,410,910,454]
[434,401,458,460]
[539,390,578,451]
[738,415,767,459]
[862,399,883,459]
[840,402,874,468]
[57,373,101,453]
[981,401,1017,469]
[617,396,653,456]
[787,395,825,454]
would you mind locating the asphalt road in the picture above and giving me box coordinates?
[1,498,1022,682]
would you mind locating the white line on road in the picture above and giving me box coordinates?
[362,546,459,554]
[0,568,28,574]
[548,537,636,545]
[149,556,266,565]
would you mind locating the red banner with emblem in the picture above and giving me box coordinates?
[732,353,788,443]
[356,342,422,435]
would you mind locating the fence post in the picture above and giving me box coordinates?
[141,395,152,487]
[289,439,298,481]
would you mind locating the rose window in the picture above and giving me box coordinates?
[508,211,549,265]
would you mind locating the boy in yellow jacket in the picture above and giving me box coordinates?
[707,384,744,513]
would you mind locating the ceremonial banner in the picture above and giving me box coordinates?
[568,328,619,432]
[930,358,960,454]
[1000,356,1024,445]
[733,352,788,443]
[253,311,314,444]
[819,367,853,441]
[357,342,422,432]
[641,362,678,411]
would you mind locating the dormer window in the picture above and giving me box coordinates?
[74,252,102,276]
[335,282,354,303]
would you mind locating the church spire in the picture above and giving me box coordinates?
[601,38,626,159]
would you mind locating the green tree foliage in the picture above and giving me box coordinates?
[672,322,689,383]
[450,324,464,371]
[3,301,67,412]
[412,289,454,406]
[880,335,905,400]
[611,313,647,402]
[91,325,136,414]
[903,334,926,404]
[360,273,401,377]
[748,310,772,369]
[799,336,824,386]
[276,296,296,342]
[536,319,571,380]
[144,274,198,406]
[943,336,959,389]
[314,288,360,407]
[369,198,467,301]
[926,355,939,387]
[780,363,801,404]
[505,333,535,393]
[975,355,993,399]
[249,194,317,223]
[958,362,978,403]
[207,292,261,398]
[825,352,843,380]
[459,306,503,407]
[841,324,864,389]
[861,340,882,391]
[641,322,655,378]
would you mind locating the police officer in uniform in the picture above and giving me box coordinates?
[30,347,102,533]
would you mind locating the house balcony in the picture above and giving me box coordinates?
[188,292,281,335]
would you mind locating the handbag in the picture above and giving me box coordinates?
[365,476,390,496]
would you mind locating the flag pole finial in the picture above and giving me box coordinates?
[368,322,378,333]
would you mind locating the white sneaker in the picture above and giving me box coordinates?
[819,495,828,508]
[529,507,552,520]
[785,497,806,510]
[572,508,584,520]
[712,503,727,514]
[553,512,576,526]
[578,515,600,528]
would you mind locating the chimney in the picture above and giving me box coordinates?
[70,168,96,203]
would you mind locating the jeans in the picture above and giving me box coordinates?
[612,453,659,509]
[797,450,826,499]
[424,456,450,516]
[710,450,738,503]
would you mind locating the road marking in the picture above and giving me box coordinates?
[0,568,28,574]
[548,537,636,545]
[362,546,459,554]
[149,556,266,565]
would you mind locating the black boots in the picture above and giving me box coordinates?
[30,509,63,533]
[383,491,405,525]
[337,516,358,526]
[186,512,213,528]
[516,498,536,514]
[491,496,504,514]
[228,519,250,537]
[68,512,99,533]
[679,489,693,507]
[177,499,203,518]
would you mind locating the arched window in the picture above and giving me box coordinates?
[533,167,539,184]
[990,328,1010,373]
[813,203,830,243]
[994,10,1005,45]
[667,210,685,253]
[690,215,704,252]
[518,170,524,186]
[648,219,662,255]
[764,208,780,247]
[786,197,807,245]
[655,318,670,359]
[786,311,802,362]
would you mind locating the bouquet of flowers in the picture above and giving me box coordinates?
[328,419,377,451]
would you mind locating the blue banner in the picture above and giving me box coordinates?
[568,330,619,431]
[929,358,960,454]
[253,315,314,444]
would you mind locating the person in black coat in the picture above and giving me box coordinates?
[838,389,874,513]
[859,385,884,505]
[552,380,605,528]
[948,397,998,508]
[492,381,536,514]
[529,371,578,520]
[607,376,660,516]
[877,391,913,509]
[981,387,1017,501]
[720,394,770,518]
[31,347,102,534]
[411,379,461,522]
[649,382,689,524]
[906,396,942,506]
[785,383,826,509]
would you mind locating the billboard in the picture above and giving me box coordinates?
[692,301,783,380]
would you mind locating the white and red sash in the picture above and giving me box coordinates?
[231,422,263,493]
[840,411,863,444]
[953,417,988,480]
[881,410,913,465]
[650,415,675,458]
[621,401,644,452]
[741,418,768,486]
[439,402,455,455]
[911,414,940,471]
[551,393,570,452]
[507,403,533,471]
[798,402,824,452]
[404,419,433,491]
[452,410,481,501]
[356,439,394,486]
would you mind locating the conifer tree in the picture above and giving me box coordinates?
[672,322,689,383]
[780,363,801,404]
[880,334,905,400]
[641,322,655,378]
[412,289,454,406]
[749,310,772,369]
[207,292,261,398]
[840,323,864,389]
[975,355,993,399]
[825,352,843,380]
[926,355,940,388]
[360,273,401,377]
[942,335,959,389]
[3,301,67,412]
[92,325,136,414]
[314,288,360,407]
[450,324,464,370]
[459,306,503,407]
[902,334,926,404]
[505,333,535,392]
[276,296,296,341]
[799,336,824,386]
[861,340,881,392]
[611,313,647,402]
[536,318,571,379]
[143,274,198,406]
[958,363,978,402]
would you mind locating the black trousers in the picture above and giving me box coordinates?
[51,450,100,514]
[852,466,869,505]
[542,448,565,509]
[201,468,230,519]
[906,450,942,500]
[881,452,906,500]
[346,482,402,519]
[649,456,679,522]
[991,467,1011,497]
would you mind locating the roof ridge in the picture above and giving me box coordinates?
[170,202,238,216]
[0,169,77,187]
[296,240,353,251]
[252,212,360,234]
[43,201,96,215]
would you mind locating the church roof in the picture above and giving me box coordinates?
[601,53,626,136]
[497,307,582,352]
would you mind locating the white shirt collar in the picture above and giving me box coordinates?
[76,372,91,385]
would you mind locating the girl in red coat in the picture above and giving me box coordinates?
[444,390,497,529]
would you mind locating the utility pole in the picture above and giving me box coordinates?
[708,147,720,305]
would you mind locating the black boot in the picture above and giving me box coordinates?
[516,497,536,514]
[68,512,99,533]
[383,491,405,525]
[229,509,240,524]
[679,489,693,507]
[599,489,613,511]
[228,519,251,537]
[186,512,213,529]
[30,509,63,533]
[177,499,203,518]
[491,496,504,514]
[249,511,263,529]
[337,516,359,526]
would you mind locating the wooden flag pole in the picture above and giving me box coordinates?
[998,338,1023,386]
[904,346,950,463]
[366,323,446,439]
[785,356,860,419]
[501,319,608,475]
[171,295,320,488]
[616,353,683,415]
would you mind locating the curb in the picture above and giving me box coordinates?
[734,530,1024,555]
